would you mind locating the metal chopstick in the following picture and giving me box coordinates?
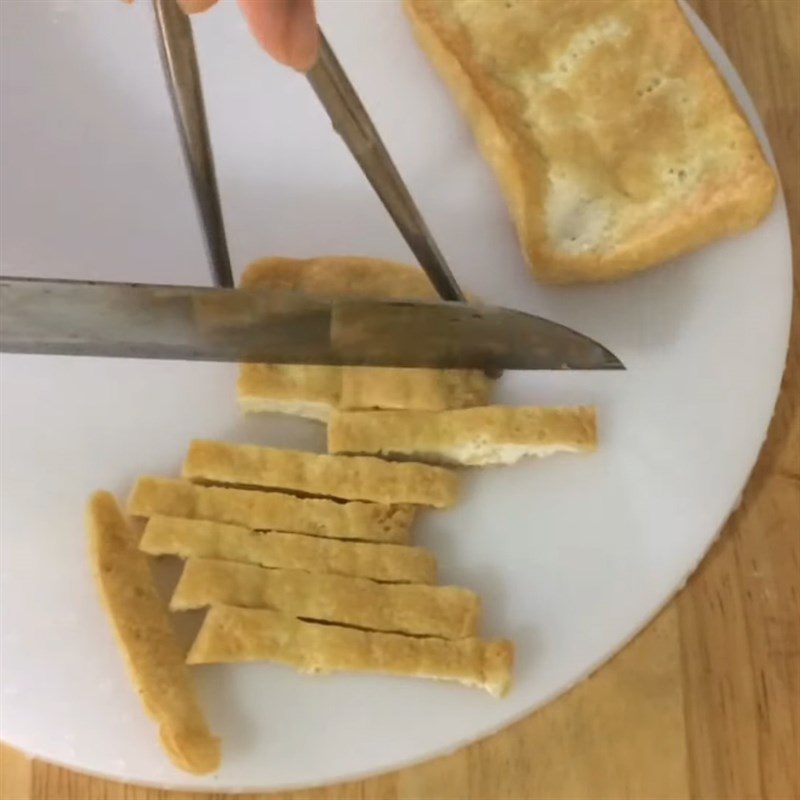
[152,0,234,288]
[307,31,467,303]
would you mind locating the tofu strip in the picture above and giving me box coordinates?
[140,515,436,584]
[328,406,598,465]
[183,440,459,508]
[172,558,479,640]
[86,492,220,775]
[188,605,513,697]
[238,364,492,421]
[127,477,414,544]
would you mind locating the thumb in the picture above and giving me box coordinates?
[237,0,319,72]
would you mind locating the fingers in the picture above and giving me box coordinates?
[174,0,320,72]
[237,0,319,72]
[176,0,219,12]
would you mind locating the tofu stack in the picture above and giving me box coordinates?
[124,436,512,697]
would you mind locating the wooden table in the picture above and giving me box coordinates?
[2,1,798,798]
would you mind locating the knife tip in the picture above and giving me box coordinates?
[602,350,625,370]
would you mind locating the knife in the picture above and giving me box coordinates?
[0,277,623,371]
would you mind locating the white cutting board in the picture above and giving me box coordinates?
[0,0,791,792]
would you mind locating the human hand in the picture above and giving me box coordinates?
[177,0,319,71]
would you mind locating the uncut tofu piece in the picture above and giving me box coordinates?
[172,558,480,639]
[188,605,514,697]
[328,406,598,465]
[182,440,459,508]
[140,515,436,584]
[237,256,493,420]
[127,477,414,544]
[404,0,775,283]
[86,492,220,775]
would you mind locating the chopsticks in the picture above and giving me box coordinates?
[151,2,466,302]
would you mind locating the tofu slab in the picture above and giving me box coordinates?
[188,605,513,697]
[86,492,220,774]
[140,515,436,583]
[404,0,775,283]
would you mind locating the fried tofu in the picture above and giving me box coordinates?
[328,406,597,465]
[182,441,459,508]
[238,256,493,420]
[140,515,436,583]
[405,0,775,282]
[86,492,220,774]
[172,558,480,639]
[188,605,513,697]
[127,477,414,544]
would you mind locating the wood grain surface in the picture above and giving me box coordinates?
[1,1,798,798]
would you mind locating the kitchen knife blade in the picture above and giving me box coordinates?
[0,277,623,371]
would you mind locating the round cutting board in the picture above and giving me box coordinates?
[0,0,791,792]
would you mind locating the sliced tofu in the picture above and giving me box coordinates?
[127,477,414,544]
[140,515,436,584]
[237,256,493,420]
[86,492,220,774]
[328,406,597,465]
[172,558,479,640]
[183,440,459,508]
[188,605,513,697]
